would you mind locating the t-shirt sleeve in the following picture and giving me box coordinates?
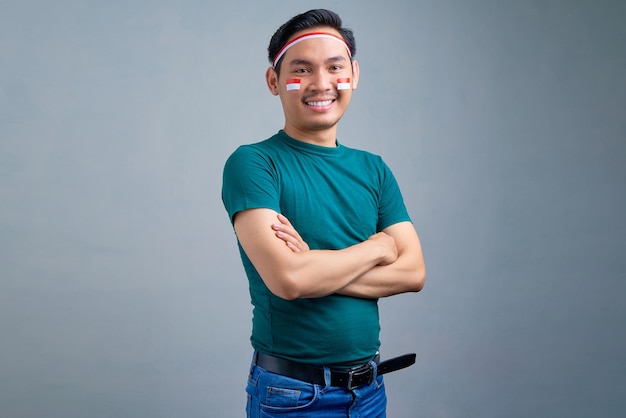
[222,145,281,224]
[377,159,412,231]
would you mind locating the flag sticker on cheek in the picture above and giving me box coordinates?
[337,78,351,90]
[286,78,301,91]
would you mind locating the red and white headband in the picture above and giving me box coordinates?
[273,31,352,68]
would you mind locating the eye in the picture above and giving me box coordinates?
[294,68,310,74]
[330,65,342,71]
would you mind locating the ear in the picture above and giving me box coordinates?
[266,67,279,96]
[351,60,360,90]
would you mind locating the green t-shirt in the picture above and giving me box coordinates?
[222,130,411,367]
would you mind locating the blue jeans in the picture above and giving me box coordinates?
[246,355,387,417]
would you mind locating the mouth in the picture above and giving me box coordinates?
[306,99,334,107]
[303,96,337,112]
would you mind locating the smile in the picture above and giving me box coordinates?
[306,99,334,107]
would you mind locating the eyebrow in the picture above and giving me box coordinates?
[287,55,348,67]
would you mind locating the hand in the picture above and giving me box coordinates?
[272,213,310,253]
[367,232,398,265]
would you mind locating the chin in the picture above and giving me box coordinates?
[305,121,339,131]
[306,116,343,130]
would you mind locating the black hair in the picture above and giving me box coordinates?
[268,9,356,75]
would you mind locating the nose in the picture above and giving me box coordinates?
[309,70,333,92]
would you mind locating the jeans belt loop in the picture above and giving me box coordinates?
[324,367,332,388]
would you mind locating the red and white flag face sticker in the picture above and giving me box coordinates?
[286,78,301,91]
[337,78,351,90]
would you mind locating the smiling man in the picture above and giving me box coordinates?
[222,9,426,417]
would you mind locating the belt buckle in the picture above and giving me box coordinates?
[346,364,373,390]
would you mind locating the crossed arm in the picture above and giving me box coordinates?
[233,208,426,300]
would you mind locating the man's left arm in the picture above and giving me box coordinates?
[273,216,426,298]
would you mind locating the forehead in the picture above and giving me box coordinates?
[281,28,350,62]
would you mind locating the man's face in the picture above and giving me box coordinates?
[266,27,359,138]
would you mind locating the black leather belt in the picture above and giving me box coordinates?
[255,352,416,390]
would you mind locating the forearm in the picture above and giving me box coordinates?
[336,253,425,299]
[276,240,390,299]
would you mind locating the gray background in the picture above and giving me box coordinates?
[1,0,625,417]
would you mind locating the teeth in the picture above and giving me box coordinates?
[307,100,333,107]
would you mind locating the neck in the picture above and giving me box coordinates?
[283,124,338,147]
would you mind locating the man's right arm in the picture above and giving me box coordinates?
[233,208,398,300]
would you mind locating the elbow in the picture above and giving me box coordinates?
[257,256,315,300]
[274,285,301,301]
[409,265,426,293]
[266,272,305,301]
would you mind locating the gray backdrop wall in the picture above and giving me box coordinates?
[1,1,625,417]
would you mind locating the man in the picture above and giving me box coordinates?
[222,9,426,417]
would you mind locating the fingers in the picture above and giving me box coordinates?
[273,214,298,238]
[276,213,292,226]
[272,213,310,252]
[285,240,302,253]
[275,228,307,252]
[368,232,398,265]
